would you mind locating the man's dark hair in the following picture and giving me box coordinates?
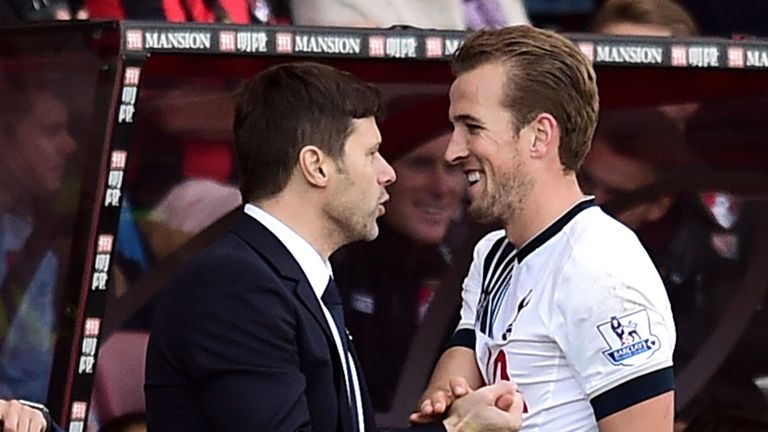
[233,62,382,202]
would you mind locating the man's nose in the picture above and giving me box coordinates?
[378,153,396,186]
[444,131,467,166]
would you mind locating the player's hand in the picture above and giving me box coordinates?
[0,400,48,432]
[443,381,524,432]
[410,377,471,424]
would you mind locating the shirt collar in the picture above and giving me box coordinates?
[515,196,597,262]
[244,203,332,299]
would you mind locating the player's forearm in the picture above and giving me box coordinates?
[425,346,484,393]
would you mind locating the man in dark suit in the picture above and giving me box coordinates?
[145,62,524,432]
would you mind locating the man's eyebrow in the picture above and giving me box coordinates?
[451,113,483,124]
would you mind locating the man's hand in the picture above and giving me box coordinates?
[410,377,471,424]
[442,380,524,432]
[410,346,483,425]
[0,400,48,432]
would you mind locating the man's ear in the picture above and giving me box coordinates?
[646,195,675,223]
[298,145,332,188]
[528,113,559,159]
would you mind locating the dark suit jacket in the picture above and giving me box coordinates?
[145,213,444,432]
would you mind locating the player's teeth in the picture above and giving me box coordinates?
[467,171,481,185]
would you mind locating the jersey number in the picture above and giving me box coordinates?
[491,350,529,413]
[492,349,511,382]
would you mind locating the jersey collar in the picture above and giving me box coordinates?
[515,197,597,263]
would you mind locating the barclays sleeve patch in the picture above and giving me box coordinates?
[597,309,661,366]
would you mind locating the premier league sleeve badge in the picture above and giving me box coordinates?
[597,309,661,366]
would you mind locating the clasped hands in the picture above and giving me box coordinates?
[411,378,524,432]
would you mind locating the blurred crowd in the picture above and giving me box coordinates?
[1,0,768,37]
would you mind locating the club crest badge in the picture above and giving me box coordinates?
[597,309,660,366]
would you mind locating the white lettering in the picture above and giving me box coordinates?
[107,170,124,188]
[104,188,121,207]
[82,337,98,356]
[78,355,94,374]
[595,45,663,64]
[118,104,134,123]
[688,46,719,67]
[91,272,108,291]
[237,32,268,53]
[295,34,361,54]
[121,87,137,104]
[385,37,417,58]
[746,49,768,67]
[94,253,111,272]
[144,31,211,50]
[445,38,463,56]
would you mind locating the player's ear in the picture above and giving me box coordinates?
[528,113,558,159]
[646,195,675,223]
[298,145,331,188]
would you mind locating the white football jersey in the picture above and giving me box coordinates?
[454,198,676,431]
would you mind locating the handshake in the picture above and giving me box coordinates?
[410,378,525,432]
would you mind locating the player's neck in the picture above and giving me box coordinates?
[504,174,584,247]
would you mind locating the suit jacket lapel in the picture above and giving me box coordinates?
[230,213,356,432]
[229,213,333,337]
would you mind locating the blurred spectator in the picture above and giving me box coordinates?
[579,109,685,231]
[331,99,466,411]
[592,0,700,127]
[291,0,529,29]
[580,108,767,424]
[0,0,73,23]
[86,180,240,430]
[592,0,698,37]
[110,178,241,329]
[84,0,290,23]
[0,80,76,403]
[139,178,242,260]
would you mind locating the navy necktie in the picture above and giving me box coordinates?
[322,278,360,431]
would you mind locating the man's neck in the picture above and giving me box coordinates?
[254,194,339,261]
[504,174,584,247]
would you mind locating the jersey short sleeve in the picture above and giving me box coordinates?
[551,264,676,419]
